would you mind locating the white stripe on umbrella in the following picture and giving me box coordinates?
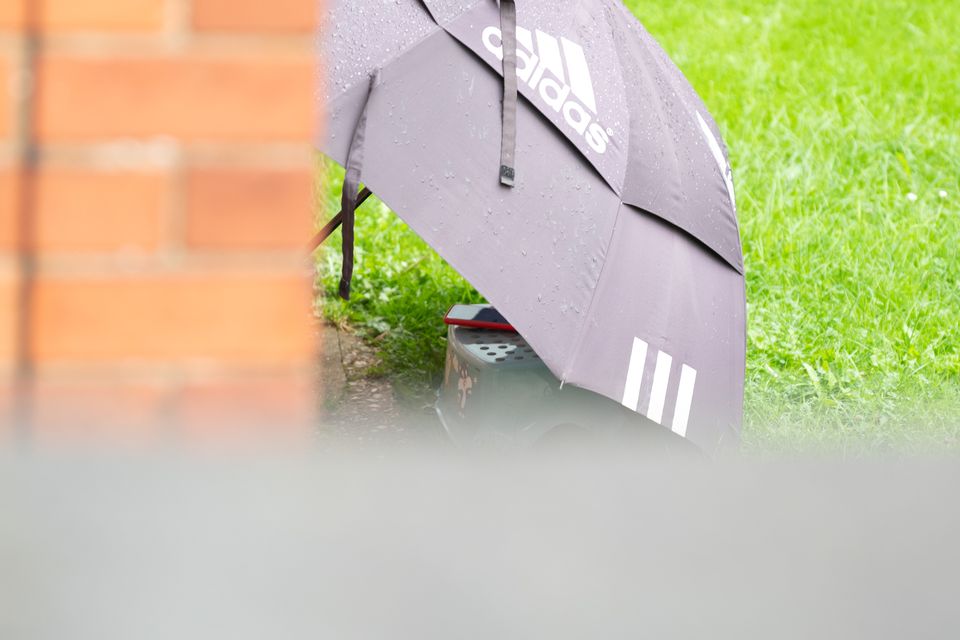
[671,364,698,437]
[696,111,736,211]
[646,350,673,425]
[621,337,649,411]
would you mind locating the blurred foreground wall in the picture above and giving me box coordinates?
[0,0,320,446]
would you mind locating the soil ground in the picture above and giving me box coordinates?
[317,324,447,450]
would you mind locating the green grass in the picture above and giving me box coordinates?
[317,0,960,453]
[316,170,483,394]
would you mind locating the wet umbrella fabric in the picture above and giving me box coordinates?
[319,0,746,453]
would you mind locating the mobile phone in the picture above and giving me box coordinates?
[443,304,516,332]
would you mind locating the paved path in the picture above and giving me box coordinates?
[318,324,446,449]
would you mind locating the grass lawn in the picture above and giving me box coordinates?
[317,0,960,453]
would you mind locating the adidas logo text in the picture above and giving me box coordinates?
[482,25,611,154]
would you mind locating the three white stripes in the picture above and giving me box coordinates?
[621,337,698,437]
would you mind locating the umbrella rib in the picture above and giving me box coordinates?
[309,187,374,253]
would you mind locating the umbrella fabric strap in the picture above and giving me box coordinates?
[339,70,380,300]
[499,0,518,187]
[308,187,373,253]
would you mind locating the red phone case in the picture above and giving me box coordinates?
[443,306,516,332]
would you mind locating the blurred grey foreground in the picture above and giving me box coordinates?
[2,448,959,639]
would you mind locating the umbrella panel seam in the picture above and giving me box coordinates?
[561,199,626,386]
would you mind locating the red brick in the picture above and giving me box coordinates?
[34,169,165,252]
[0,169,20,251]
[186,168,312,250]
[31,379,171,446]
[193,0,316,33]
[0,272,18,363]
[31,272,316,364]
[25,374,316,448]
[0,0,25,29]
[0,56,11,138]
[178,374,315,444]
[38,0,165,32]
[0,381,16,443]
[36,54,315,142]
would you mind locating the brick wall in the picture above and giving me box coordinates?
[1,0,319,446]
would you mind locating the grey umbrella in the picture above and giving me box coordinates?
[317,0,745,453]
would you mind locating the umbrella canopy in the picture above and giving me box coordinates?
[318,0,745,453]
